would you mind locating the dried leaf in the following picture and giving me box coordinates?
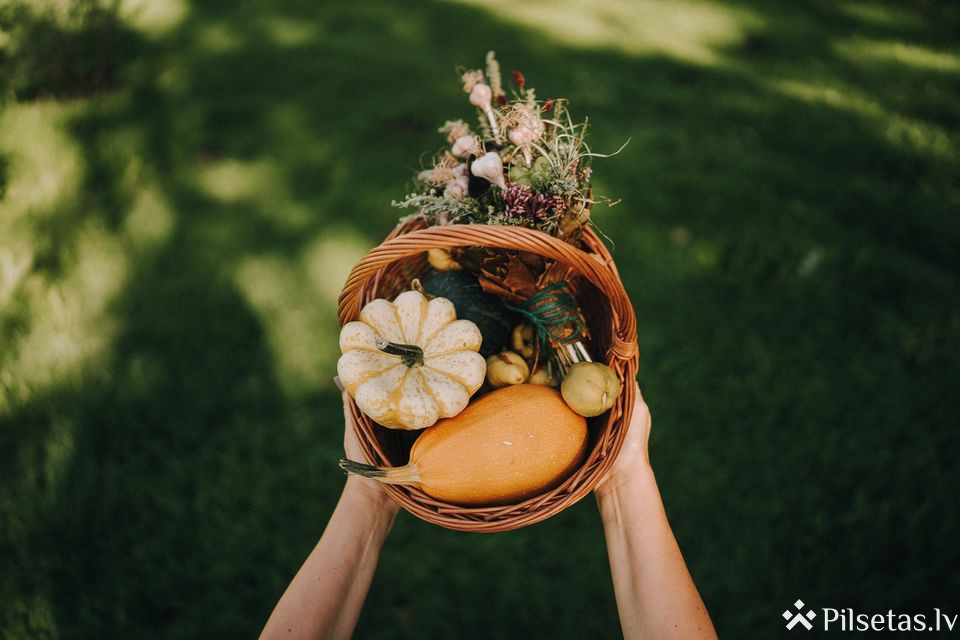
[539,259,573,287]
[517,251,546,275]
[477,276,523,303]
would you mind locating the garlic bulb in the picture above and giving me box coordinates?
[468,83,500,140]
[451,135,480,158]
[444,176,469,199]
[471,152,506,190]
[507,107,545,167]
[469,83,492,109]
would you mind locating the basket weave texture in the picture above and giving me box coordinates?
[337,221,639,532]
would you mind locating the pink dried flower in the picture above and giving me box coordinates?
[530,192,562,219]
[500,186,560,219]
[500,185,532,218]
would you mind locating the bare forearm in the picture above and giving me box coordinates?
[260,479,397,640]
[597,465,716,640]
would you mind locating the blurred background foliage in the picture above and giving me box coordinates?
[1,0,959,638]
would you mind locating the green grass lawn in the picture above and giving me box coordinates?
[2,0,959,638]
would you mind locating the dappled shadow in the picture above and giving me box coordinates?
[1,0,959,638]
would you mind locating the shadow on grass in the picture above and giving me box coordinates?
[1,0,959,638]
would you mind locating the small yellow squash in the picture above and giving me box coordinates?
[337,290,486,429]
[485,350,529,388]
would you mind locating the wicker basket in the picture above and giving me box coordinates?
[337,220,639,532]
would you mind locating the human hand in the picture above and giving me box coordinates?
[337,382,400,516]
[593,383,653,499]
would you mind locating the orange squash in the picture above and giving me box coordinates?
[341,384,588,506]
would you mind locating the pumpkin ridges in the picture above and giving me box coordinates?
[359,299,405,343]
[421,351,486,390]
[418,367,470,417]
[338,355,402,392]
[423,319,482,357]
[385,366,413,425]
[414,368,444,419]
[420,365,471,391]
[339,291,485,429]
[390,297,408,343]
[414,290,428,344]
[396,367,447,429]
[419,297,457,346]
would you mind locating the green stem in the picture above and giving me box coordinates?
[376,338,424,367]
[339,459,421,485]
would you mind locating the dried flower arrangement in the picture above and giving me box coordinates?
[335,52,640,530]
[392,51,625,239]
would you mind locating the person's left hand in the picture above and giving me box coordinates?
[339,385,400,515]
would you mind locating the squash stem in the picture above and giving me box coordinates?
[375,338,424,368]
[339,459,421,485]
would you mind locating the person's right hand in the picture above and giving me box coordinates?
[593,383,652,499]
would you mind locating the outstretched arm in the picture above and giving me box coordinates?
[595,385,717,640]
[259,392,399,640]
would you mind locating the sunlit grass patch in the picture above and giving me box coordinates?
[0,102,82,220]
[196,157,314,230]
[263,16,320,47]
[194,22,245,54]
[123,182,176,249]
[234,228,369,397]
[302,229,370,305]
[449,0,761,65]
[0,222,127,415]
[116,0,188,37]
[834,36,960,74]
[837,2,928,29]
[766,78,956,160]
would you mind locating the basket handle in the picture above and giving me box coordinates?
[337,225,638,360]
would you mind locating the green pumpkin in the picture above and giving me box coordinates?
[419,270,513,357]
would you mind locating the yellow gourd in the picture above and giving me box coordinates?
[527,365,559,387]
[426,248,462,271]
[511,323,536,359]
[340,384,588,506]
[560,362,621,417]
[485,351,529,387]
[337,290,486,430]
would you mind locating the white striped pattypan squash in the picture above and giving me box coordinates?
[337,290,486,429]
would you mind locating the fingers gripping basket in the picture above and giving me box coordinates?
[337,221,639,532]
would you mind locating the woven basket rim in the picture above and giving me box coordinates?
[338,221,639,532]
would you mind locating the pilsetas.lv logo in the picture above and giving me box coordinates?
[784,599,817,630]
